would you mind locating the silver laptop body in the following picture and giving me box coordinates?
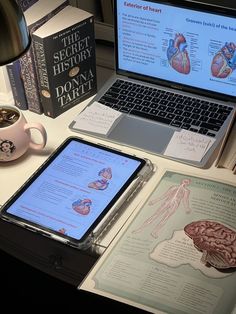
[70,0,236,168]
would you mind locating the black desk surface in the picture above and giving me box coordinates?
[0,248,148,311]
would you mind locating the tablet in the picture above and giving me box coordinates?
[0,137,154,249]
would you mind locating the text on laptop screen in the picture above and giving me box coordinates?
[117,0,236,97]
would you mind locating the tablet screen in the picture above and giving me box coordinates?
[2,138,146,244]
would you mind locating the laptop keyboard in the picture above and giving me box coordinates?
[98,79,233,137]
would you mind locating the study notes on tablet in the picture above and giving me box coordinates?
[0,137,154,249]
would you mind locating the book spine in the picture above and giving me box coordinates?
[216,111,236,171]
[33,36,55,117]
[5,1,41,112]
[20,51,43,114]
[19,1,69,114]
[6,62,28,110]
[16,0,39,12]
[100,0,114,25]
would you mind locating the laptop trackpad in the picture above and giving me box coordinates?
[108,115,174,154]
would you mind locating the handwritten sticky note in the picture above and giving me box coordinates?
[73,101,122,135]
[164,129,215,161]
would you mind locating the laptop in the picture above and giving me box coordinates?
[69,0,236,168]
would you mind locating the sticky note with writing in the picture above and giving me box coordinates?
[164,129,215,161]
[73,101,122,135]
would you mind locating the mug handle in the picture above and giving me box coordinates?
[24,123,47,150]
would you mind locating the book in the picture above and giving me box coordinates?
[76,0,99,15]
[6,0,39,110]
[32,5,97,118]
[216,112,236,174]
[100,0,114,25]
[16,0,39,11]
[19,0,69,114]
[6,62,28,110]
[80,171,236,314]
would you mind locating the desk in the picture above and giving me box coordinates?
[0,95,236,274]
[1,100,235,206]
[0,65,235,305]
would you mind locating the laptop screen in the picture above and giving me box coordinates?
[115,0,236,99]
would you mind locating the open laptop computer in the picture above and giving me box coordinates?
[69,0,236,168]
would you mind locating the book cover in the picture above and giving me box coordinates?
[19,0,69,114]
[32,6,97,118]
[80,171,236,314]
[6,62,28,110]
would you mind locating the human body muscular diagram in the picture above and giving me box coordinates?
[133,178,192,238]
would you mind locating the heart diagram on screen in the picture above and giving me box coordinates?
[211,42,236,78]
[167,33,191,74]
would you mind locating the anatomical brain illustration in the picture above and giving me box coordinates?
[184,220,236,269]
[167,33,191,74]
[211,42,236,78]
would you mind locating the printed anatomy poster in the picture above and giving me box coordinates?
[80,171,236,314]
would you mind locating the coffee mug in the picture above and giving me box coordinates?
[0,106,47,162]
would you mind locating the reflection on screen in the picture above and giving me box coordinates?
[117,0,236,97]
[6,140,141,240]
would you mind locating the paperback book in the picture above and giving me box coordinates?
[19,0,69,114]
[32,5,97,118]
[216,112,236,174]
[6,62,28,110]
[16,0,39,11]
[6,0,39,110]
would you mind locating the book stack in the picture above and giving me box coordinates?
[215,112,236,174]
[7,0,97,118]
[6,0,39,111]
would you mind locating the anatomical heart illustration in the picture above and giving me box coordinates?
[88,167,112,190]
[167,33,191,74]
[88,178,109,190]
[184,220,236,269]
[211,42,236,78]
[72,198,92,215]
[98,167,112,180]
